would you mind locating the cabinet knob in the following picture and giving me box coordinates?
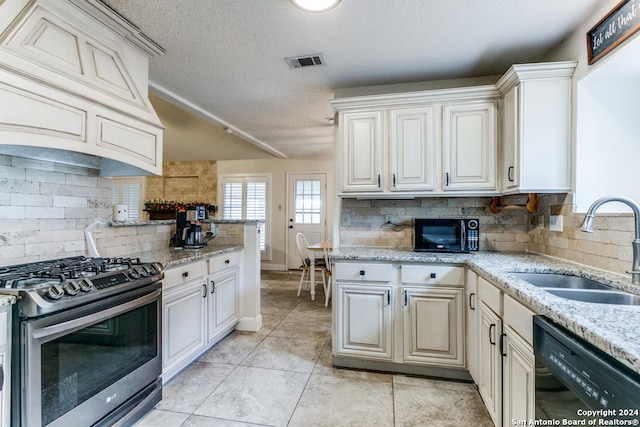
[359,270,365,276]
[182,271,189,278]
[430,273,437,279]
[225,259,230,264]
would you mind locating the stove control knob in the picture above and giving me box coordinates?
[78,279,93,292]
[139,266,150,277]
[129,268,141,279]
[46,284,64,300]
[147,264,158,275]
[63,281,80,296]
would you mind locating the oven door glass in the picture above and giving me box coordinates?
[22,287,161,427]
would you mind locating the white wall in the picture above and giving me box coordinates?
[545,0,640,213]
[217,158,333,270]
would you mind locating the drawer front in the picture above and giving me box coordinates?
[478,276,502,315]
[334,262,394,282]
[504,294,536,346]
[164,260,207,291]
[208,251,241,274]
[401,265,464,286]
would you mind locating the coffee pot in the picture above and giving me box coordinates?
[182,223,205,247]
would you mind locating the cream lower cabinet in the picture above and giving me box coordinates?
[502,295,536,426]
[162,273,207,381]
[335,282,393,360]
[466,269,479,382]
[401,264,465,367]
[334,262,466,372]
[477,276,503,427]
[474,276,537,427]
[402,286,464,366]
[162,252,242,382]
[207,266,240,344]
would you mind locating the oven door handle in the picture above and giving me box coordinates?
[31,288,161,341]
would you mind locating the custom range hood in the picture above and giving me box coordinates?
[0,0,165,176]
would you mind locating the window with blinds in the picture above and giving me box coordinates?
[220,174,271,260]
[112,177,144,221]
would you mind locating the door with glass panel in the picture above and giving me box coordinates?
[286,173,327,270]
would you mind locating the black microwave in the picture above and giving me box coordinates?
[414,218,479,253]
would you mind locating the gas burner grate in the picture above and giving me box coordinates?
[0,256,144,289]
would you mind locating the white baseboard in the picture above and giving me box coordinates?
[237,314,263,332]
[260,263,287,271]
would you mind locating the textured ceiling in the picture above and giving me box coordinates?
[102,0,600,161]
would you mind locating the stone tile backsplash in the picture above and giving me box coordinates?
[340,193,636,277]
[0,153,636,277]
[340,196,530,252]
[0,155,244,266]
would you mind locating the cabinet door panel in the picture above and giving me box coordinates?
[443,102,497,191]
[502,85,519,191]
[478,301,502,426]
[341,111,383,192]
[466,270,478,382]
[403,287,464,366]
[390,107,435,191]
[503,327,535,426]
[163,282,206,374]
[336,283,392,359]
[208,268,240,342]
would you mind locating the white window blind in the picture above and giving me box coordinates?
[223,182,243,220]
[112,177,145,221]
[220,175,271,259]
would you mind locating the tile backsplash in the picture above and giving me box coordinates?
[1,153,635,277]
[340,193,636,277]
[340,196,530,251]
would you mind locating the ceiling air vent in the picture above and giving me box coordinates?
[285,54,324,69]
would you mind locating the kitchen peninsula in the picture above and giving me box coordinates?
[109,219,262,382]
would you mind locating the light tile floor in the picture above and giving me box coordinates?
[136,271,493,427]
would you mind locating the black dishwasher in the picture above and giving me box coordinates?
[533,316,640,422]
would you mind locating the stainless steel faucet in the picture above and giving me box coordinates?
[579,196,640,284]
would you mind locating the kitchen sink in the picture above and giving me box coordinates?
[544,289,640,305]
[512,272,640,305]
[512,272,610,290]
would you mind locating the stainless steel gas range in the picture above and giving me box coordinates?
[0,256,164,427]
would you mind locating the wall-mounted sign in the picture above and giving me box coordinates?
[587,0,640,64]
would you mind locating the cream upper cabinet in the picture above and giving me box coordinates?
[497,61,577,194]
[333,85,500,197]
[389,106,436,191]
[442,101,497,192]
[341,110,384,192]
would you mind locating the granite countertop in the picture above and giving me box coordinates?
[0,295,17,306]
[330,247,640,374]
[109,219,261,227]
[136,244,244,269]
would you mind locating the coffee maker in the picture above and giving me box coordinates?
[171,206,208,248]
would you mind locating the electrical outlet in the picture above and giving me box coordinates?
[549,215,563,232]
[341,213,351,227]
[227,226,238,236]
